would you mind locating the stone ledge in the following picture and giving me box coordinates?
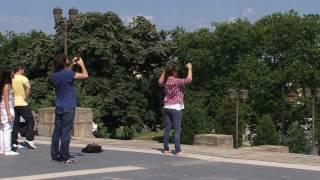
[194,134,233,149]
[241,145,289,153]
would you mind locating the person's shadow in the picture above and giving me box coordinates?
[70,152,84,158]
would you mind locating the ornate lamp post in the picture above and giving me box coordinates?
[305,88,320,155]
[228,89,249,149]
[53,7,78,56]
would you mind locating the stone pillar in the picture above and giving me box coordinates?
[73,107,94,138]
[38,107,93,138]
[37,107,55,137]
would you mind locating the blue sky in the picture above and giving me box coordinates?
[0,0,320,34]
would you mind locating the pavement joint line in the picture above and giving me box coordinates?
[188,154,320,172]
[0,166,146,180]
[34,140,320,172]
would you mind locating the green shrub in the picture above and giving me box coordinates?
[286,121,311,154]
[254,114,278,145]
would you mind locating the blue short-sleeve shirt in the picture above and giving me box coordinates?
[53,70,76,108]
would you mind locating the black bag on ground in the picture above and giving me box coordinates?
[81,143,103,153]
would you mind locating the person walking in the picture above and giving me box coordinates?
[0,69,19,155]
[51,54,88,164]
[158,62,192,156]
[11,65,36,149]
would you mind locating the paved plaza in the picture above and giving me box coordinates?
[0,137,320,179]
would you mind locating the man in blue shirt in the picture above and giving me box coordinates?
[51,53,88,164]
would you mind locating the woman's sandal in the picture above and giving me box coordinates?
[175,151,188,157]
[163,150,171,155]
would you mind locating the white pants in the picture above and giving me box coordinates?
[0,122,13,152]
[0,107,14,152]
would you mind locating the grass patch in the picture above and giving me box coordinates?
[134,129,163,141]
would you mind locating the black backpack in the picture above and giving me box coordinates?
[81,143,103,153]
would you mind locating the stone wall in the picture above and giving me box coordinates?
[37,107,93,138]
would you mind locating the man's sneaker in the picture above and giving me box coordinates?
[4,151,19,156]
[13,144,24,149]
[64,158,78,164]
[25,140,37,149]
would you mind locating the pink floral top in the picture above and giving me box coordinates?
[160,76,192,106]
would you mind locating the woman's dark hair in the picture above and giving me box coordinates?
[54,53,68,72]
[0,69,13,102]
[164,64,179,83]
[14,64,25,73]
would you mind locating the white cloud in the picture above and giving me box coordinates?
[121,13,154,25]
[242,7,257,18]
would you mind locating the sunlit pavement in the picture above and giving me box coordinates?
[0,141,320,180]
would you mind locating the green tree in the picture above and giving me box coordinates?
[63,12,173,138]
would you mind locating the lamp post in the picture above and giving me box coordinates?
[305,88,320,155]
[228,89,249,149]
[53,7,78,56]
[280,85,285,144]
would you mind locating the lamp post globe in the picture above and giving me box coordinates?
[68,8,78,24]
[305,88,312,98]
[240,89,249,101]
[315,88,320,98]
[53,7,63,25]
[228,89,237,101]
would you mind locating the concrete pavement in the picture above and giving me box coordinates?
[1,142,320,180]
[35,136,320,168]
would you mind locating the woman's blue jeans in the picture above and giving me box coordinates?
[163,108,182,153]
[51,108,75,161]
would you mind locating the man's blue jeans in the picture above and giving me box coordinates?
[51,108,75,161]
[163,108,182,153]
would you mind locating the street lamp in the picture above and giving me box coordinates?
[304,88,320,155]
[228,88,249,149]
[53,7,78,56]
